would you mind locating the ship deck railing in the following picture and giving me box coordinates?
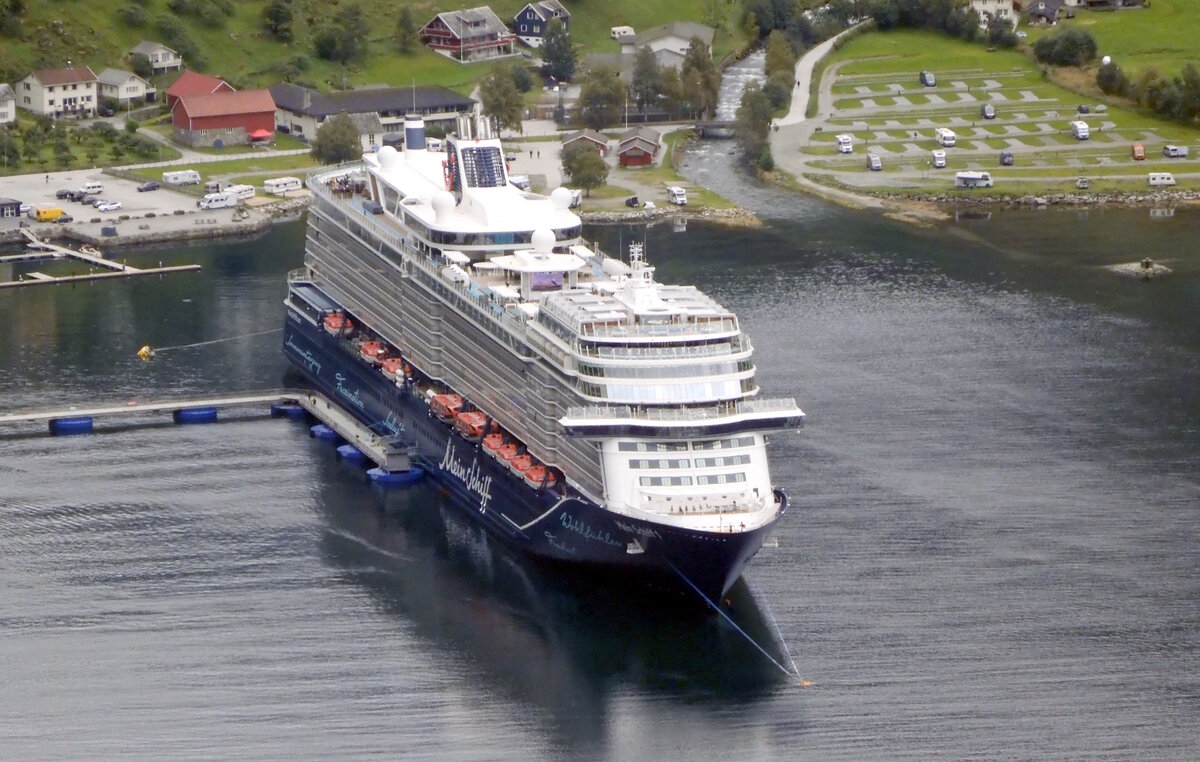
[565,397,802,424]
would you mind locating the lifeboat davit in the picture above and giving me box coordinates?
[495,443,518,465]
[482,433,503,454]
[323,312,354,336]
[359,340,385,364]
[509,454,532,475]
[524,465,557,490]
[380,357,406,380]
[430,393,463,422]
[454,411,488,441]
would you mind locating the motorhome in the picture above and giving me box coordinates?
[1148,172,1176,187]
[931,149,946,168]
[955,171,993,188]
[197,192,237,210]
[1071,121,1090,140]
[835,134,853,153]
[264,177,303,195]
[204,180,226,194]
[225,184,256,200]
[935,127,957,147]
[1163,145,1189,158]
[162,170,201,185]
[667,186,687,206]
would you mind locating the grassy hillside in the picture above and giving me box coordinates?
[0,0,748,95]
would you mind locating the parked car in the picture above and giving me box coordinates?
[919,70,936,87]
[999,150,1015,166]
[137,181,160,192]
[1163,145,1189,158]
[1077,104,1090,114]
[79,194,98,205]
[98,106,115,117]
[91,197,108,207]
[54,213,74,223]
[55,188,73,200]
[18,202,30,215]
[1076,177,1090,189]
[1131,144,1145,161]
[625,195,640,208]
[1016,31,1027,39]
[931,149,946,168]
[504,151,517,162]
[867,153,882,171]
[96,201,122,212]
[981,103,996,120]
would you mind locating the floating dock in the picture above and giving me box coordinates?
[0,231,201,289]
[0,388,413,473]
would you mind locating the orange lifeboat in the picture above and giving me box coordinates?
[323,312,354,336]
[509,454,533,475]
[496,443,518,464]
[454,411,488,441]
[430,393,463,422]
[482,433,504,453]
[523,465,558,490]
[380,357,406,380]
[359,340,385,364]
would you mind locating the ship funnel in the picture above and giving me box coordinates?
[404,115,426,154]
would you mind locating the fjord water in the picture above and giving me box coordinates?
[2,159,1198,758]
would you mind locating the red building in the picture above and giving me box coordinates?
[164,71,234,111]
[616,127,660,167]
[171,89,275,147]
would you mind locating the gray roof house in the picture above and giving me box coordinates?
[420,6,517,62]
[0,83,15,124]
[130,40,183,73]
[97,68,155,104]
[268,82,476,144]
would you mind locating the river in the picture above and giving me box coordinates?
[1,141,1197,757]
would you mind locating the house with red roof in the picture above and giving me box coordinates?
[164,71,235,111]
[16,65,99,117]
[171,89,276,147]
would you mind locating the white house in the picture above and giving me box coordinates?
[968,0,1018,28]
[619,21,714,70]
[16,65,99,118]
[130,40,182,73]
[268,82,476,145]
[0,84,15,125]
[97,68,155,106]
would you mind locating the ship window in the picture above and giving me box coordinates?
[628,458,690,469]
[693,436,756,451]
[695,454,751,468]
[639,476,694,487]
[618,441,688,452]
[695,473,746,486]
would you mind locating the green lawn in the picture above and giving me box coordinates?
[121,154,320,188]
[1022,0,1198,75]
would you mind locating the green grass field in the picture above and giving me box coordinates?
[0,1,745,96]
[1023,0,1198,75]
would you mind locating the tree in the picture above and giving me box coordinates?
[542,17,575,82]
[315,4,369,64]
[0,0,26,37]
[480,64,523,134]
[311,113,361,163]
[736,81,775,171]
[263,0,293,42]
[1033,28,1097,68]
[130,53,153,79]
[561,142,608,196]
[631,46,663,112]
[986,16,1018,49]
[1096,61,1129,97]
[0,127,19,169]
[764,30,796,80]
[394,5,418,54]
[680,39,720,119]
[1172,62,1200,123]
[577,67,625,130]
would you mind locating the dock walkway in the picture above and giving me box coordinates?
[0,231,201,289]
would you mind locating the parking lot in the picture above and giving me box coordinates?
[3,168,203,224]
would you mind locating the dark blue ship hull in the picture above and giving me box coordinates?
[283,298,783,601]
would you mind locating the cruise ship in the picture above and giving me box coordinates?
[283,113,805,601]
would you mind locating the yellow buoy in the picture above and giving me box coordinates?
[137,345,155,360]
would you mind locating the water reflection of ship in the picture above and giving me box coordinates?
[954,209,992,223]
[311,453,792,719]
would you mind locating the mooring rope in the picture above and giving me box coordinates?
[139,328,282,357]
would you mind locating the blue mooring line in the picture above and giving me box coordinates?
[666,560,803,683]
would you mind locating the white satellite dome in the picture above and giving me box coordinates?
[549,187,573,209]
[377,145,399,168]
[432,190,455,221]
[531,228,555,253]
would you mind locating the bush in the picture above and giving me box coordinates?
[762,73,792,110]
[1097,61,1129,97]
[121,4,146,27]
[1033,28,1097,67]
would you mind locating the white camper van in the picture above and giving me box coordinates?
[224,184,256,200]
[263,177,302,195]
[197,192,237,210]
[955,171,993,188]
[667,186,688,206]
[610,26,635,40]
[935,127,957,147]
[162,170,201,185]
[1148,172,1176,187]
[1071,120,1090,140]
[835,133,853,153]
[78,180,104,195]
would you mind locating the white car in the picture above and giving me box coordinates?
[96,201,122,212]
[932,149,946,168]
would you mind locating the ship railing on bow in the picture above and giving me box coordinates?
[560,398,805,437]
